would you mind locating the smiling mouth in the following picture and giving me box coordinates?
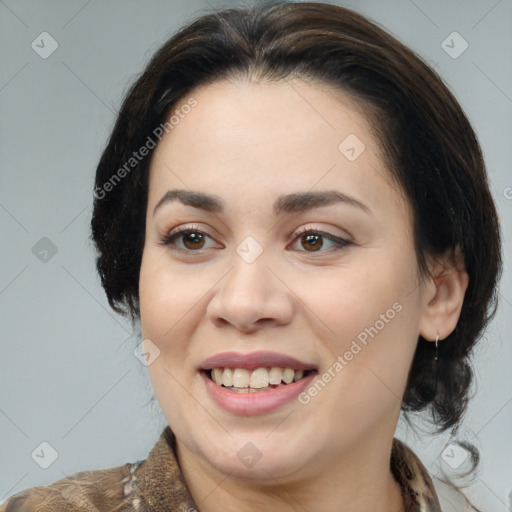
[203,367,316,393]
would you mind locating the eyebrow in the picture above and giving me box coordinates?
[153,189,372,217]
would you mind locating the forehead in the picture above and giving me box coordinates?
[147,78,406,219]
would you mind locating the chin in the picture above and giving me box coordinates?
[210,449,303,482]
[195,431,311,482]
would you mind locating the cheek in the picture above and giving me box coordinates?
[138,254,205,427]
[296,262,398,341]
[138,252,199,358]
[299,256,420,390]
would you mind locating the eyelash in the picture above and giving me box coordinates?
[158,224,352,255]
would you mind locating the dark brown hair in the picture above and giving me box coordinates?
[90,0,501,497]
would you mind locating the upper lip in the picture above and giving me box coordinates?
[200,351,317,371]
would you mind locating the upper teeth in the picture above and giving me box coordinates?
[211,367,305,388]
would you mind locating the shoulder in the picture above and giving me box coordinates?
[0,462,136,512]
[391,438,477,511]
[0,427,193,512]
[391,437,442,511]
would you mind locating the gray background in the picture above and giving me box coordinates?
[0,0,511,510]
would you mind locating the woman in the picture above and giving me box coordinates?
[1,1,501,511]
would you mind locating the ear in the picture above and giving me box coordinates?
[418,246,469,342]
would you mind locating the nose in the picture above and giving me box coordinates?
[206,248,295,334]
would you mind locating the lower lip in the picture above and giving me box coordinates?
[201,371,316,416]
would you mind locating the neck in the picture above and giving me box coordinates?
[176,435,405,512]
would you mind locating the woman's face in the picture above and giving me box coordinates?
[139,78,432,481]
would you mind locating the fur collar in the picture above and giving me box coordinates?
[1,426,441,511]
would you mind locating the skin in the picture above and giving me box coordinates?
[139,78,469,512]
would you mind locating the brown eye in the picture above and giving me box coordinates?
[301,233,323,252]
[290,228,352,254]
[159,227,221,252]
[182,232,205,250]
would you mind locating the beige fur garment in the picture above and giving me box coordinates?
[1,426,442,511]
